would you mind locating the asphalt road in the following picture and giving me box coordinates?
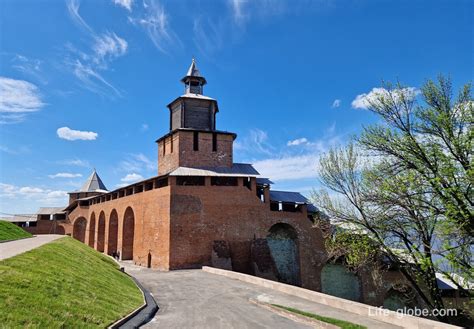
[120,262,402,329]
[0,234,63,260]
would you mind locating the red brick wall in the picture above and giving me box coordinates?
[168,177,326,291]
[158,130,234,175]
[66,186,171,270]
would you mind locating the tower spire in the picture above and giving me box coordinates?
[181,58,206,94]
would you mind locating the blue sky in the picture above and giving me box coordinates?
[0,0,472,215]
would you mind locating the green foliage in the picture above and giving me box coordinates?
[313,76,473,323]
[0,220,32,241]
[325,230,380,271]
[271,304,367,329]
[0,237,143,328]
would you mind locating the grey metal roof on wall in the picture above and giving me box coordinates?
[269,190,309,204]
[36,207,65,215]
[3,214,37,222]
[169,163,260,177]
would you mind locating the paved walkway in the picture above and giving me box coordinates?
[120,262,402,329]
[0,235,63,260]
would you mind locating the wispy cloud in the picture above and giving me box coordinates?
[118,153,156,173]
[140,123,149,132]
[0,145,30,155]
[48,173,83,179]
[0,77,45,124]
[112,0,133,11]
[57,127,98,141]
[332,99,341,108]
[92,32,128,68]
[65,0,127,97]
[234,128,275,156]
[129,0,182,54]
[66,0,93,33]
[193,17,225,58]
[58,158,90,167]
[352,87,419,110]
[11,54,47,85]
[230,0,248,26]
[228,0,286,28]
[71,59,123,97]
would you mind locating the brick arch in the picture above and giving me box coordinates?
[88,212,96,247]
[267,222,301,286]
[107,209,119,256]
[97,211,106,252]
[72,217,87,243]
[121,207,135,260]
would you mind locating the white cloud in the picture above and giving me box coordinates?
[113,0,133,11]
[48,173,83,179]
[0,183,68,213]
[332,99,341,108]
[57,127,98,141]
[253,154,320,181]
[19,186,44,194]
[120,173,144,183]
[287,137,308,146]
[130,0,182,54]
[0,77,45,124]
[141,123,149,132]
[351,87,419,110]
[92,32,128,67]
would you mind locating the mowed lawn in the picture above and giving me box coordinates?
[0,237,143,328]
[0,220,32,241]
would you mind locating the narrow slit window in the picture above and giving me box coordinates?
[212,132,217,152]
[193,131,199,151]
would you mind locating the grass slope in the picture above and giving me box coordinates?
[272,304,367,329]
[0,237,143,328]
[0,220,32,241]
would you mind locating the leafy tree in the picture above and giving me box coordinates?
[313,76,473,323]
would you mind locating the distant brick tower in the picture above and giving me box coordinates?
[157,59,236,175]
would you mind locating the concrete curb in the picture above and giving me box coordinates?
[106,259,158,328]
[202,266,462,329]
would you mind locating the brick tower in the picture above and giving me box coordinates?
[156,59,236,175]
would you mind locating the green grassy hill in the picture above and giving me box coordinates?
[0,237,143,328]
[0,220,32,241]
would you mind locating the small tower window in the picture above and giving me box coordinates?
[193,131,199,151]
[212,133,217,152]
